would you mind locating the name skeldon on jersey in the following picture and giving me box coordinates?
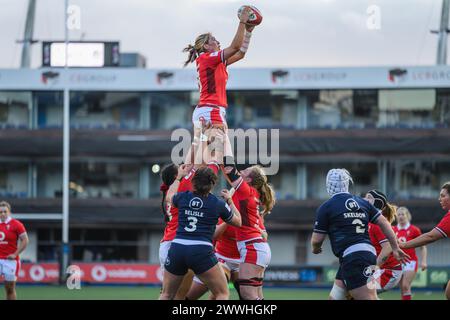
[343,212,367,218]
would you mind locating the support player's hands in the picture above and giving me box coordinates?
[6,253,17,260]
[220,189,233,203]
[205,127,224,143]
[177,164,193,180]
[164,212,172,223]
[392,248,410,264]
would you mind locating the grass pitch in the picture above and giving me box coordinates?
[2,285,445,300]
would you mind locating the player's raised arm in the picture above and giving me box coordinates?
[222,6,250,61]
[227,24,255,66]
[375,215,410,263]
[220,189,242,227]
[221,157,243,189]
[165,164,193,205]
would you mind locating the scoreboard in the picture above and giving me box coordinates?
[42,41,120,67]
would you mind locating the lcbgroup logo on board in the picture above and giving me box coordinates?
[156,71,174,85]
[69,73,117,84]
[388,67,450,84]
[388,68,408,83]
[41,71,60,85]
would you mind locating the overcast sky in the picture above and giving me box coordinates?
[0,0,446,69]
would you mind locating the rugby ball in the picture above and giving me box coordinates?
[237,5,263,26]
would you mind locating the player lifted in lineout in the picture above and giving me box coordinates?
[183,5,262,166]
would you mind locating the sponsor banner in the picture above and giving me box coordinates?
[6,263,323,285]
[323,266,450,288]
[264,266,322,283]
[75,263,162,284]
[412,268,427,288]
[322,267,338,284]
[427,267,450,287]
[18,263,60,283]
[3,66,450,91]
[0,263,163,284]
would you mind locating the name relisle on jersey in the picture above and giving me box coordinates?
[184,210,204,218]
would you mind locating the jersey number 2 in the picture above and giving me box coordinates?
[352,219,366,234]
[184,217,198,232]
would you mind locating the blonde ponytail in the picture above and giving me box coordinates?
[382,203,397,224]
[183,33,211,67]
[183,44,198,67]
[248,166,276,215]
[259,182,276,215]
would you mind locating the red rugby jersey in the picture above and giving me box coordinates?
[435,210,450,238]
[215,219,240,259]
[257,213,267,242]
[161,164,220,242]
[232,180,262,242]
[393,223,421,261]
[161,169,196,242]
[196,50,228,107]
[0,217,27,260]
[368,223,401,269]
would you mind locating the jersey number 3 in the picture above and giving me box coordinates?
[352,219,366,234]
[184,217,198,232]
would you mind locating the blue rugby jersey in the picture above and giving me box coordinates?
[172,191,233,244]
[313,193,381,258]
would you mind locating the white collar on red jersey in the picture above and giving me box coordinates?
[397,222,411,230]
[0,216,12,224]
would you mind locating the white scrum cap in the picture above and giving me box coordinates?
[326,168,353,196]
